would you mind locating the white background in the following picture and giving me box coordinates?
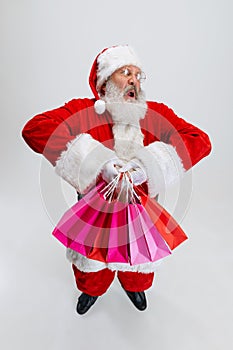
[1,0,232,349]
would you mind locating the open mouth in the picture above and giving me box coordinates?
[125,88,137,100]
[128,91,135,98]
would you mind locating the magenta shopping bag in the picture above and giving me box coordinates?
[52,181,112,260]
[53,180,131,263]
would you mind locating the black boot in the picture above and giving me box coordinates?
[76,293,98,315]
[124,290,147,311]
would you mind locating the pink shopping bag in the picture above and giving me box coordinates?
[127,204,171,265]
[106,201,129,263]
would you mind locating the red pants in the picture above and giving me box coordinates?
[72,265,154,296]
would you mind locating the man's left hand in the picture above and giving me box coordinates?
[120,160,147,185]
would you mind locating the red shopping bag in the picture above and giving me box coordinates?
[135,186,188,250]
[87,200,130,263]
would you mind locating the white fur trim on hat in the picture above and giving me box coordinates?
[96,45,142,92]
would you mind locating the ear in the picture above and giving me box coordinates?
[100,82,106,96]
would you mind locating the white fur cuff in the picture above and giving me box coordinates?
[136,142,185,197]
[55,133,115,193]
[66,249,162,273]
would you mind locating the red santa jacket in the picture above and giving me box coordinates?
[22,98,211,197]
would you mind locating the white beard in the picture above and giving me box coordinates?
[103,80,147,126]
[102,80,147,161]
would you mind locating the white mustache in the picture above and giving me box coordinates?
[123,86,138,98]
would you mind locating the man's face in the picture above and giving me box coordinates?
[103,69,147,124]
[107,65,143,101]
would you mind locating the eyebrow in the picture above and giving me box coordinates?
[120,66,141,73]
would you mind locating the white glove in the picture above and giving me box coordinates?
[120,159,147,185]
[102,158,124,183]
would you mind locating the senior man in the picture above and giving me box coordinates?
[22,45,211,314]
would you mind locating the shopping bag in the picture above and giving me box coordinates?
[52,181,114,261]
[127,204,171,265]
[135,186,188,250]
[105,201,129,263]
[86,197,129,263]
[53,178,132,263]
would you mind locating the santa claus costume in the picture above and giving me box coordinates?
[22,45,211,313]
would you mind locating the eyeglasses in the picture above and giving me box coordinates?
[118,67,146,83]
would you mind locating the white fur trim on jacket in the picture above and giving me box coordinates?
[135,142,185,198]
[112,122,144,161]
[66,249,163,273]
[55,133,115,193]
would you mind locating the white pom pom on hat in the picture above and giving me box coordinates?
[94,99,106,114]
[89,45,142,114]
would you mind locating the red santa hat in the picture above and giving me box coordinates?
[89,45,142,114]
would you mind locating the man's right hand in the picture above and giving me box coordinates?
[101,158,124,183]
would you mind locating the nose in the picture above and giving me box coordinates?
[128,75,138,86]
